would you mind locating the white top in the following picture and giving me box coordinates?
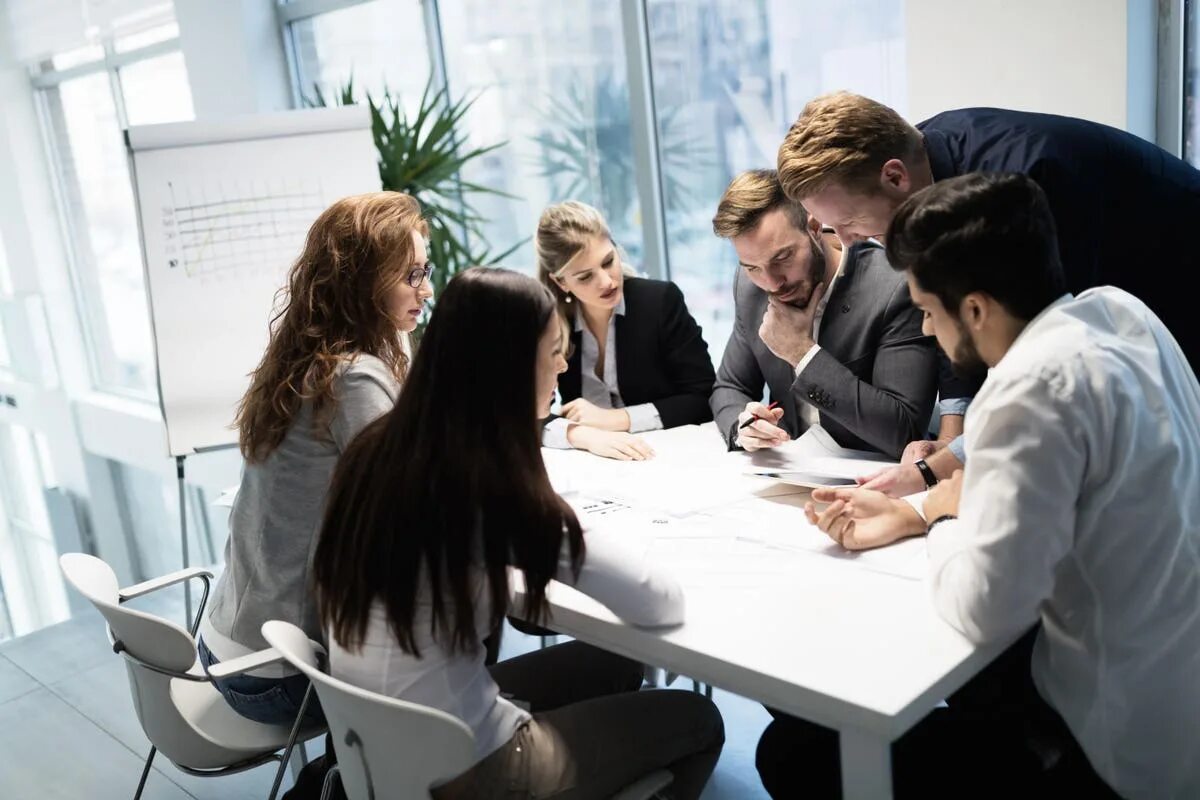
[793,248,846,429]
[928,289,1200,799]
[543,296,662,448]
[328,529,684,764]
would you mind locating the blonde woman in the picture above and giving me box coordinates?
[198,192,432,726]
[537,201,715,460]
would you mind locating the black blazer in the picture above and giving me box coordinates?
[919,107,1200,370]
[559,277,715,429]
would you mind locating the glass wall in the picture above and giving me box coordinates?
[437,0,644,272]
[285,0,905,356]
[646,0,906,356]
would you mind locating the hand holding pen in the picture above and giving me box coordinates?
[735,400,789,451]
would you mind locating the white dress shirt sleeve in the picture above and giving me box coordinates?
[541,417,574,449]
[902,490,929,521]
[792,344,824,377]
[555,530,685,627]
[624,402,664,433]
[927,371,1085,644]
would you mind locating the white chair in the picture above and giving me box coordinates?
[59,553,324,800]
[261,620,475,800]
[262,620,674,800]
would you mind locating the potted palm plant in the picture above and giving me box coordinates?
[311,78,525,310]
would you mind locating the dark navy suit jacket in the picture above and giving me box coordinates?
[919,108,1200,372]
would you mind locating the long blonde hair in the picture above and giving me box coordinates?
[535,201,638,327]
[235,191,428,463]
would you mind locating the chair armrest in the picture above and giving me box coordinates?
[205,647,286,679]
[119,567,214,601]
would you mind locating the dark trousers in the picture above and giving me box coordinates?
[756,630,1122,799]
[435,641,724,800]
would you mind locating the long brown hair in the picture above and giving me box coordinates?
[235,192,428,463]
[314,267,585,657]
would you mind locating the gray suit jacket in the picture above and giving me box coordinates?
[710,242,937,459]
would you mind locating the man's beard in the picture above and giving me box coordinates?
[771,237,826,308]
[950,320,989,384]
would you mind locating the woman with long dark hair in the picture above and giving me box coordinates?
[314,267,724,798]
[199,191,432,726]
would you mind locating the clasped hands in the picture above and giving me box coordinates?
[805,470,963,551]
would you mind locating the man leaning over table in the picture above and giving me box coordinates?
[777,91,1200,497]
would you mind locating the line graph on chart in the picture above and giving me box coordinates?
[160,178,327,284]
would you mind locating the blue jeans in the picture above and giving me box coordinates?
[197,637,326,728]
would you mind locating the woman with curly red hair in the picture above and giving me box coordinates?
[198,191,432,726]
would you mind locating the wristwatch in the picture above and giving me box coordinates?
[927,514,957,533]
[914,458,938,489]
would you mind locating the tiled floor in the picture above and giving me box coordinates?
[0,584,770,799]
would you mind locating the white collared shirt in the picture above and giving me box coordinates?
[544,296,663,448]
[928,288,1200,799]
[793,247,847,429]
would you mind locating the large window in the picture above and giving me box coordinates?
[439,0,644,270]
[288,0,644,271]
[1187,0,1198,167]
[284,0,905,360]
[646,0,906,356]
[37,35,194,397]
[285,0,432,110]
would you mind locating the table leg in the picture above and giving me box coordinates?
[839,727,892,800]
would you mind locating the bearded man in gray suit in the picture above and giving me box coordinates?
[709,169,937,459]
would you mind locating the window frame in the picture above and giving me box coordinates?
[276,0,380,104]
[31,35,186,401]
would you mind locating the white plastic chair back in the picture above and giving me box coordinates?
[60,553,292,769]
[262,620,476,799]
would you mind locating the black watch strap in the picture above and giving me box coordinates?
[927,514,957,533]
[914,458,938,489]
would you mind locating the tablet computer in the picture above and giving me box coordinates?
[746,470,859,489]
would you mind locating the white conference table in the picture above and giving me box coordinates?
[522,423,1016,800]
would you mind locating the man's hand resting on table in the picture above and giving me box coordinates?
[805,487,926,551]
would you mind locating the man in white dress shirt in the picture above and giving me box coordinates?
[765,172,1200,799]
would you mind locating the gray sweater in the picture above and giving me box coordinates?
[205,354,401,653]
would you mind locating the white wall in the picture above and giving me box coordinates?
[906,0,1157,140]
